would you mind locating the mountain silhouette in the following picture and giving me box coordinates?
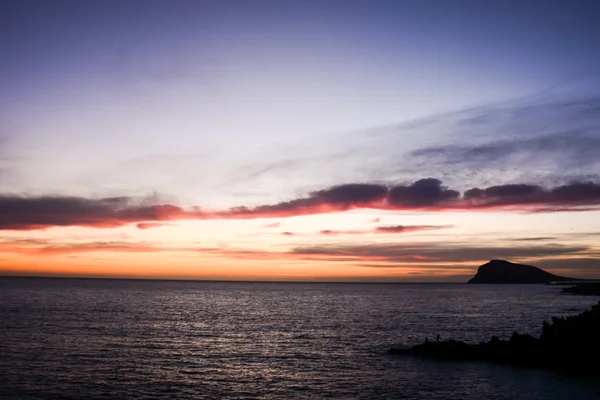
[467,259,575,283]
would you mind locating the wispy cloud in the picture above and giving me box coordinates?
[0,239,161,256]
[35,242,162,255]
[230,85,600,194]
[291,243,591,264]
[371,89,600,187]
[409,130,600,177]
[2,236,598,277]
[136,222,173,230]
[505,237,558,242]
[188,242,598,278]
[318,229,366,236]
[535,257,600,272]
[263,222,281,228]
[317,225,451,236]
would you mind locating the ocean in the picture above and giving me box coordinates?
[1,277,598,399]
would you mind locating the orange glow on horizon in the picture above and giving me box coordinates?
[2,208,599,282]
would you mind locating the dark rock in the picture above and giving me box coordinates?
[389,301,600,375]
[562,283,600,296]
[467,259,575,284]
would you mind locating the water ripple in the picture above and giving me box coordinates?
[1,278,598,399]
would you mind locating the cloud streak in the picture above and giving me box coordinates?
[35,242,162,255]
[291,243,592,264]
[136,222,172,230]
[1,179,599,230]
[191,242,598,277]
[2,237,598,278]
[318,225,451,236]
[0,239,162,256]
[370,87,600,187]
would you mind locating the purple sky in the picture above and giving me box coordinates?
[1,0,599,280]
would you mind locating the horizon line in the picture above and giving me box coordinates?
[0,274,468,284]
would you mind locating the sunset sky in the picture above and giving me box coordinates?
[1,0,599,281]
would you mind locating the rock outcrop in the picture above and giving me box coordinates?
[467,259,574,284]
[562,282,600,296]
[389,301,600,375]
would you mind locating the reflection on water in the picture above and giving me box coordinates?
[1,278,598,399]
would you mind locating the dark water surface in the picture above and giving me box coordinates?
[1,278,598,399]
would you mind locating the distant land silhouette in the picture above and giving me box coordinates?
[467,259,576,284]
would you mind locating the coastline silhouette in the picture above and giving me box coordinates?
[390,301,600,375]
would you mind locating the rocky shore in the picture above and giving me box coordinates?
[562,283,600,296]
[389,301,600,375]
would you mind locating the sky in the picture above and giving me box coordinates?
[1,0,600,281]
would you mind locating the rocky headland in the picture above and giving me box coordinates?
[389,301,600,375]
[467,259,576,284]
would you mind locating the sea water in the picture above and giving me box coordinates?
[1,278,598,399]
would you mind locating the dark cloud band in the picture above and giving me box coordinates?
[1,178,599,230]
